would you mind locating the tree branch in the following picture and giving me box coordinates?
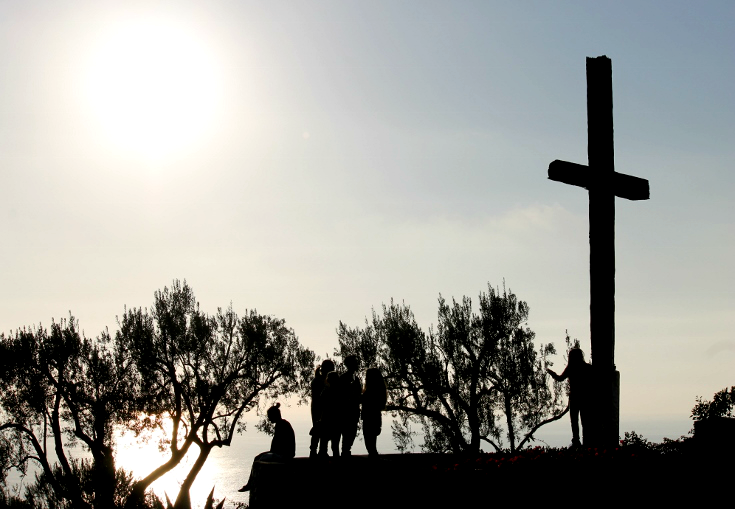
[516,404,569,451]
[480,436,501,453]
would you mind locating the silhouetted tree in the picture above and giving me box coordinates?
[0,281,315,509]
[691,386,735,421]
[336,283,566,454]
[0,316,138,509]
[119,280,315,509]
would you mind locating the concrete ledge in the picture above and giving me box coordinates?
[246,451,727,507]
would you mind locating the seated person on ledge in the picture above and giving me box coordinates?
[238,403,295,492]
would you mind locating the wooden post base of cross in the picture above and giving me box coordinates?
[584,368,620,448]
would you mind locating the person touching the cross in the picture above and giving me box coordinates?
[547,347,593,448]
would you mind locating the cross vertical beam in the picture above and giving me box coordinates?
[548,56,650,448]
[587,56,616,372]
[587,56,618,448]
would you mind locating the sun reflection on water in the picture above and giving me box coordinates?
[114,419,240,508]
[6,405,399,507]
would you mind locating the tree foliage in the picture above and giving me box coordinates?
[336,283,566,454]
[119,281,315,508]
[0,316,137,509]
[0,280,315,509]
[691,386,735,421]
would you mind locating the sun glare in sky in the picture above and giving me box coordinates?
[84,19,221,162]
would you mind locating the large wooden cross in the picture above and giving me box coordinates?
[548,56,650,447]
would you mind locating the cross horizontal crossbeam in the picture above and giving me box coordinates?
[548,160,650,201]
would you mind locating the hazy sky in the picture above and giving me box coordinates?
[1,1,733,443]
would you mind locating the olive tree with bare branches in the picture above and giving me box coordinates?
[0,281,314,509]
[119,281,315,509]
[336,283,567,454]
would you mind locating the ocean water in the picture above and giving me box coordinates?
[5,405,690,508]
[135,407,573,507]
[121,405,403,507]
[5,405,397,508]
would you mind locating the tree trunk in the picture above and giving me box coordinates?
[91,405,116,509]
[92,446,116,509]
[124,440,194,509]
[468,401,481,453]
[504,393,516,453]
[173,445,213,509]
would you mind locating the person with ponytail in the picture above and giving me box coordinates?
[238,403,295,492]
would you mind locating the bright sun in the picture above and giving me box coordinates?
[85,19,221,161]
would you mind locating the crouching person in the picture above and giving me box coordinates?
[238,403,295,494]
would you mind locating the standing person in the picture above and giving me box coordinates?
[547,347,593,447]
[361,368,388,457]
[238,403,295,492]
[319,371,341,457]
[338,355,362,457]
[310,359,335,458]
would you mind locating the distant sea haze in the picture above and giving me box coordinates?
[5,404,689,508]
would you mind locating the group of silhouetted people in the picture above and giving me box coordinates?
[310,355,387,458]
[240,348,592,494]
[239,356,387,493]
